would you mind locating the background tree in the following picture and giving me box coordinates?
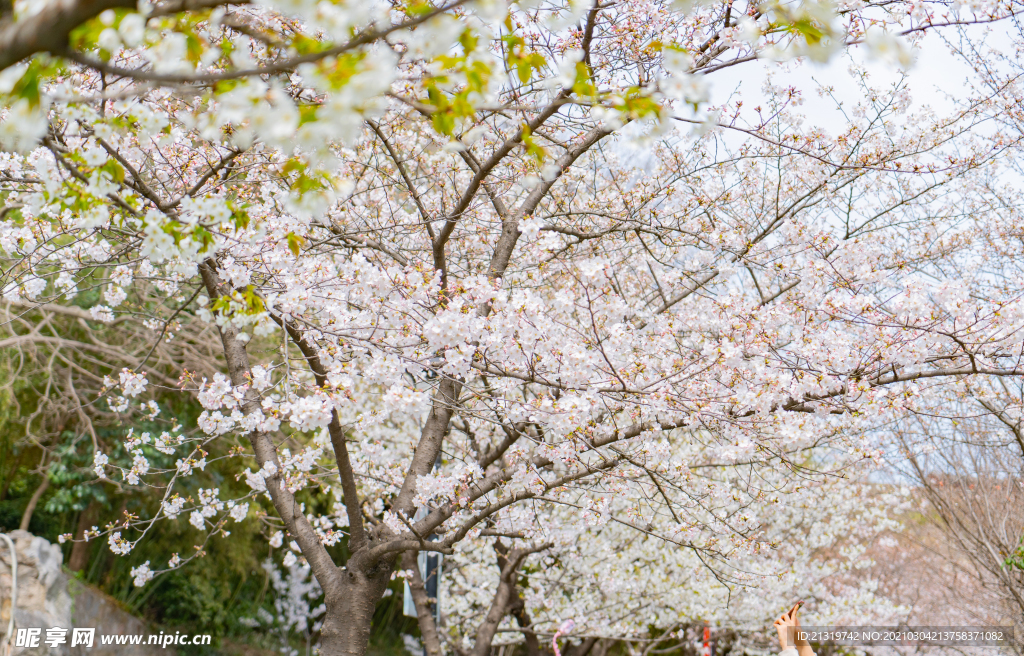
[882,381,1024,654]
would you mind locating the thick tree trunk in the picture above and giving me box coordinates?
[318,554,395,656]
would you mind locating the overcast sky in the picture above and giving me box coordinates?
[707,23,1016,135]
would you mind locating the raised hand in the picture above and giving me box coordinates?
[773,602,812,656]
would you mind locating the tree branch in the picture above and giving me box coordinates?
[269,313,368,553]
[0,0,134,72]
[198,259,340,590]
[402,550,444,656]
[470,541,552,656]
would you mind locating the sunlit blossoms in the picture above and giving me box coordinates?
[4,0,1024,653]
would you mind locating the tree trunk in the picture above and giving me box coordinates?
[18,473,49,531]
[318,555,395,656]
[200,260,399,656]
[508,592,541,656]
[68,499,101,573]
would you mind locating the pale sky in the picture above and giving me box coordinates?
[700,22,1017,136]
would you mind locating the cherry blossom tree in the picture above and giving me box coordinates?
[883,380,1024,648]
[4,0,1024,654]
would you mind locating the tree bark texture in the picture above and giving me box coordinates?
[68,498,101,572]
[319,559,395,656]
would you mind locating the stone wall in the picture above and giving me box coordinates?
[0,530,175,655]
